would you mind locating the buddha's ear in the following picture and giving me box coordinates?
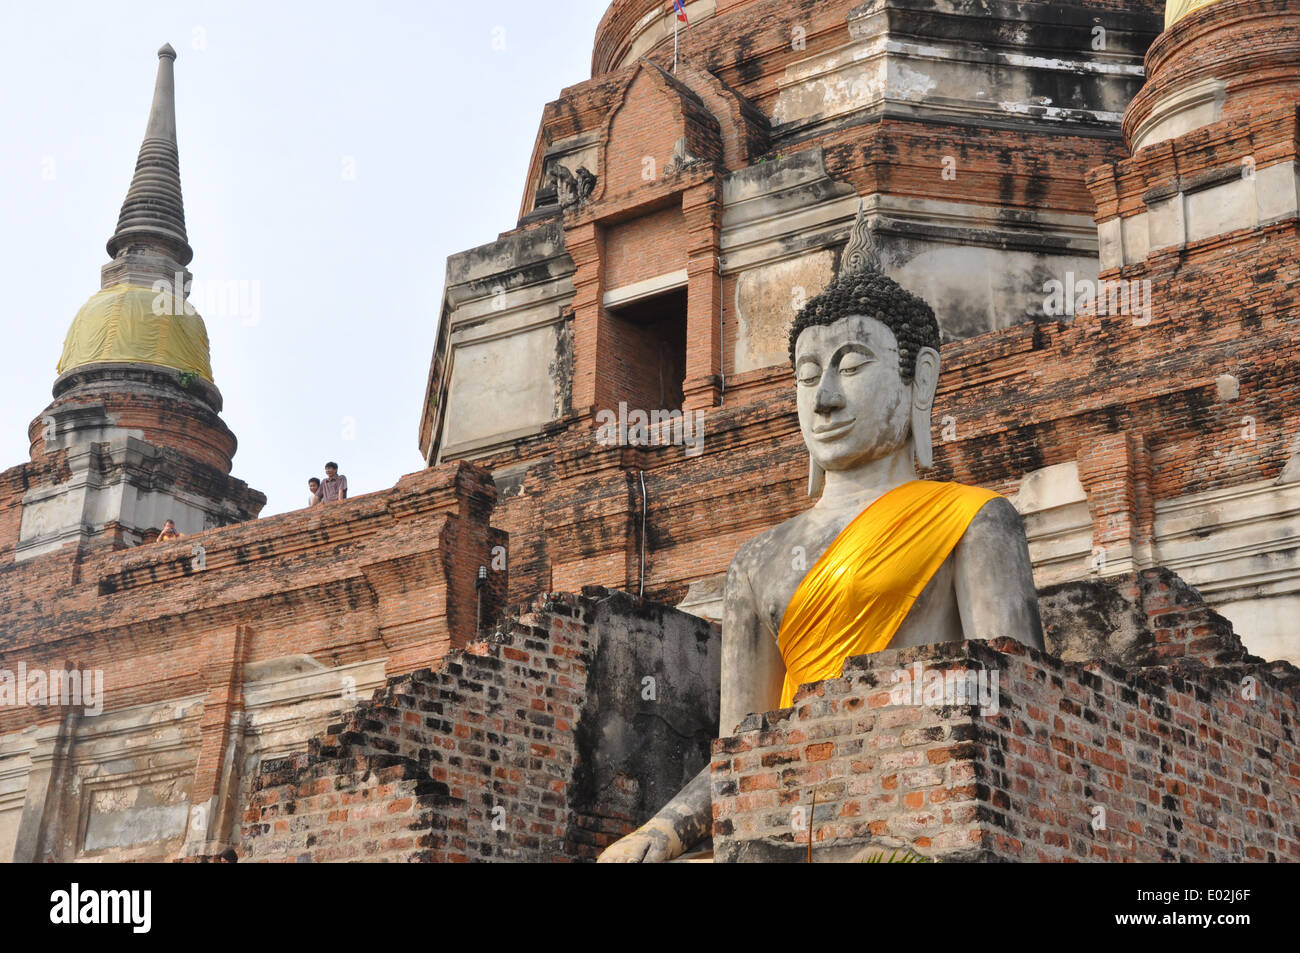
[911,346,940,470]
[808,456,825,498]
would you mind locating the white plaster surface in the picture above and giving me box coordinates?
[732,252,835,373]
[1130,78,1227,151]
[442,324,562,450]
[1101,162,1299,267]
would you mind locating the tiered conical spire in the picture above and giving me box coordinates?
[20,38,262,565]
[106,43,192,266]
[58,43,213,384]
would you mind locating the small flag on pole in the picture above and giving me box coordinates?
[671,1,687,73]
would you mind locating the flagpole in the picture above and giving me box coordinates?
[673,11,679,74]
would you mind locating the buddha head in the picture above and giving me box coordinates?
[788,217,941,496]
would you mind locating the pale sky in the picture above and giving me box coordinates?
[0,0,611,517]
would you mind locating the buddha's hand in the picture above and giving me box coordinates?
[596,818,682,863]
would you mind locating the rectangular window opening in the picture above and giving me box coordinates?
[607,286,687,415]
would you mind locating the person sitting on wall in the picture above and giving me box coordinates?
[157,519,183,542]
[598,204,1045,863]
[308,477,324,507]
[320,462,348,503]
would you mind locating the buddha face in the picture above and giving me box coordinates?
[794,315,915,473]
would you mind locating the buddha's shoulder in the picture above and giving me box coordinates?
[957,491,1024,543]
[918,481,1019,525]
[728,508,821,573]
[918,479,1004,500]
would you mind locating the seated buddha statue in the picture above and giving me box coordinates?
[598,206,1045,863]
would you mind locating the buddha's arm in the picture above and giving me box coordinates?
[953,497,1045,649]
[720,553,787,735]
[593,763,712,863]
[597,551,784,862]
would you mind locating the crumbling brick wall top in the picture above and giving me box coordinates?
[711,634,1300,862]
[238,588,719,862]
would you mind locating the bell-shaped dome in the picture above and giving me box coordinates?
[56,283,213,382]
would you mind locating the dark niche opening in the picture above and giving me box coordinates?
[607,286,687,414]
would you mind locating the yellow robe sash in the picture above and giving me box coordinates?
[776,480,999,707]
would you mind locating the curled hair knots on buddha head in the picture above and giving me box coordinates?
[787,268,941,383]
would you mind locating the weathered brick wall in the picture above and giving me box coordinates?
[489,395,806,609]
[711,615,1300,862]
[28,367,240,473]
[0,452,70,561]
[593,0,1165,107]
[1041,567,1250,669]
[0,461,508,861]
[239,589,720,862]
[1139,568,1248,665]
[602,68,722,205]
[0,462,505,699]
[605,204,687,290]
